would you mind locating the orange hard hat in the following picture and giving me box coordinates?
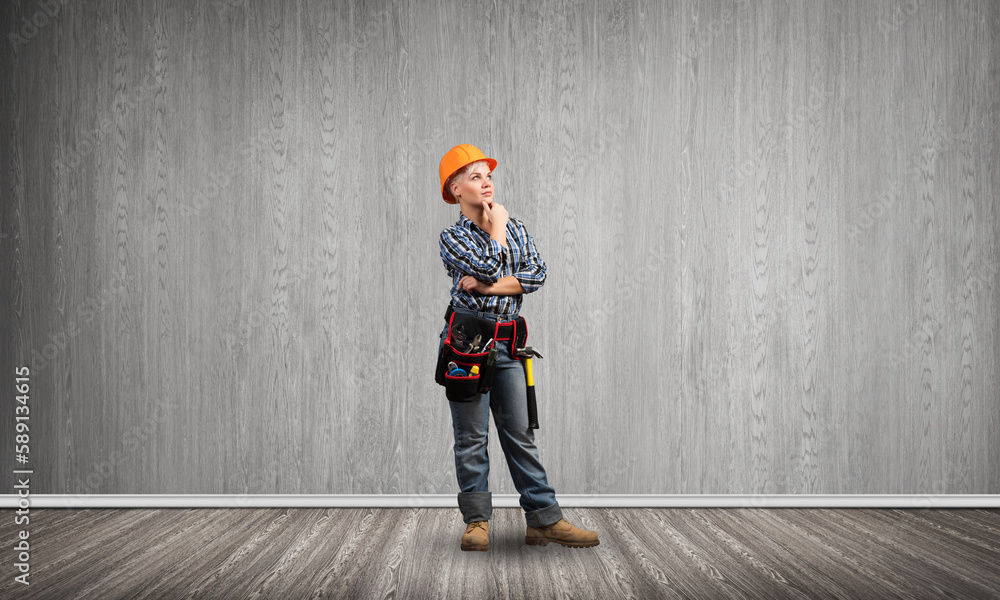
[439,144,497,204]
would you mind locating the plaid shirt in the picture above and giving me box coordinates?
[439,214,546,317]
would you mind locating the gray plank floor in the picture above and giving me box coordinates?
[2,507,999,599]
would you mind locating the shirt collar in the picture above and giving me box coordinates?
[456,213,487,234]
[457,213,514,232]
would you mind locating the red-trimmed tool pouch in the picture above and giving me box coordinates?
[435,306,527,402]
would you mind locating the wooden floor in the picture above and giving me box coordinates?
[2,507,998,599]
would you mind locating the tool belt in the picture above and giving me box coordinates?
[435,304,528,403]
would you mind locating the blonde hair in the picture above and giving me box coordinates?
[445,160,491,202]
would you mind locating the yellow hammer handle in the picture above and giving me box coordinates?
[524,357,534,386]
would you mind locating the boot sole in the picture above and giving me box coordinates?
[461,543,488,552]
[525,538,600,548]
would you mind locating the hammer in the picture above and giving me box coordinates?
[514,346,543,429]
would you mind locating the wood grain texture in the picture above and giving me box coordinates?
[0,0,998,497]
[1,508,999,598]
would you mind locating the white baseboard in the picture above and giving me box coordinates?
[3,494,998,509]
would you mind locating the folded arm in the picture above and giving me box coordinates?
[459,274,524,296]
[439,229,504,283]
[510,225,546,293]
[441,219,546,297]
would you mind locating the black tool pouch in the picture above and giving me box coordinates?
[435,306,527,403]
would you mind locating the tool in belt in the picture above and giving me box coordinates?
[435,304,542,429]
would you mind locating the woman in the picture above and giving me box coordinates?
[437,144,599,552]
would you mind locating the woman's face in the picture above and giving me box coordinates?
[451,162,494,209]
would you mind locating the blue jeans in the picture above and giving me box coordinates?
[439,305,563,528]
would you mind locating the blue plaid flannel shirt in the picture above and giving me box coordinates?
[439,214,546,317]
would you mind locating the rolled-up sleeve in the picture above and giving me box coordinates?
[440,227,504,283]
[511,223,546,293]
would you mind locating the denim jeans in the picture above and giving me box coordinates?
[439,305,563,528]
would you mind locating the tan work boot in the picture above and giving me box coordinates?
[525,518,599,548]
[461,520,489,552]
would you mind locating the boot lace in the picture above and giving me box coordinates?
[468,520,487,531]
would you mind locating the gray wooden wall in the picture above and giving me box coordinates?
[2,0,997,497]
